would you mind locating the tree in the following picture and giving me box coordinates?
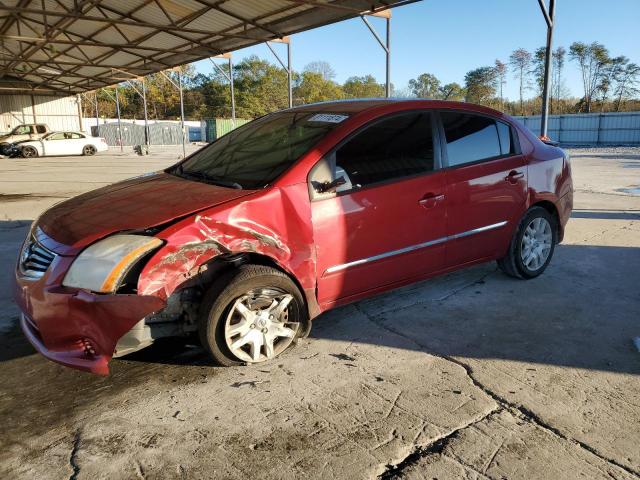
[233,55,289,117]
[613,62,640,111]
[509,48,533,115]
[408,73,441,98]
[552,46,566,112]
[438,82,465,101]
[494,60,507,109]
[343,75,385,98]
[294,71,344,104]
[597,56,627,111]
[193,71,232,118]
[304,61,336,81]
[532,46,547,97]
[569,41,610,112]
[464,67,496,104]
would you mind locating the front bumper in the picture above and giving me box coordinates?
[14,255,165,375]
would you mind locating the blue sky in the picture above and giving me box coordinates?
[192,0,640,100]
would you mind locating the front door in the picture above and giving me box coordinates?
[310,110,448,306]
[42,132,68,156]
[438,111,528,267]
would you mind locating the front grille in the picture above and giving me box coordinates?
[20,237,56,278]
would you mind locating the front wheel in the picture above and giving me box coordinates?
[22,146,38,158]
[198,265,308,366]
[497,206,557,279]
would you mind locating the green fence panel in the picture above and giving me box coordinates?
[204,118,250,142]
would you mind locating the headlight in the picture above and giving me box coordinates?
[63,234,163,293]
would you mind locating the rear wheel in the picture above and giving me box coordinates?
[497,206,557,279]
[82,145,97,156]
[22,146,38,158]
[198,265,308,366]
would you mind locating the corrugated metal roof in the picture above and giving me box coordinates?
[0,0,412,94]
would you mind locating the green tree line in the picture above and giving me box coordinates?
[85,42,640,121]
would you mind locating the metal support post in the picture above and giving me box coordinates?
[266,37,292,108]
[178,70,186,158]
[211,53,236,125]
[115,84,123,152]
[229,56,236,124]
[101,86,124,152]
[159,68,187,157]
[361,10,392,97]
[124,78,149,150]
[141,77,149,151]
[538,0,556,138]
[94,91,99,130]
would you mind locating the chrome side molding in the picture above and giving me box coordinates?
[325,221,508,274]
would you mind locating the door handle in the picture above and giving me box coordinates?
[419,193,445,208]
[505,170,524,184]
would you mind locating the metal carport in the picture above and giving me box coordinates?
[0,0,557,137]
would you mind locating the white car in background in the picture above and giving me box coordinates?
[17,131,108,158]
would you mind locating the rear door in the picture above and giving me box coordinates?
[310,110,448,305]
[438,111,528,266]
[69,132,88,154]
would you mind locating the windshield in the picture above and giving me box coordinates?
[170,111,348,189]
[11,125,32,135]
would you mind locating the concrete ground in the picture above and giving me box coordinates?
[0,145,638,480]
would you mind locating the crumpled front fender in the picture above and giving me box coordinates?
[137,184,321,318]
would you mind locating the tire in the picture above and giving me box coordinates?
[497,206,558,279]
[198,264,308,366]
[83,145,97,156]
[22,146,38,158]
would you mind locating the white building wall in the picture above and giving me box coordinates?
[0,94,82,134]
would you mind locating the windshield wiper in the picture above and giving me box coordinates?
[177,169,243,189]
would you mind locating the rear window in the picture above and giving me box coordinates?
[36,125,47,134]
[173,111,346,189]
[441,112,505,166]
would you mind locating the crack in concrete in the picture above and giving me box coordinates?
[354,302,640,479]
[378,409,502,479]
[68,429,82,480]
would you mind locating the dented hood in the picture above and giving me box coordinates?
[37,172,255,255]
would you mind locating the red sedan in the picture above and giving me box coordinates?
[14,100,573,375]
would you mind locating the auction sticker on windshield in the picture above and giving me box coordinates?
[307,114,349,123]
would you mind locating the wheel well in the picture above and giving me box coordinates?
[199,253,311,318]
[531,200,562,241]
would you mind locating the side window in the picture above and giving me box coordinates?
[70,133,85,139]
[48,133,65,140]
[441,112,502,166]
[335,111,435,190]
[36,125,47,134]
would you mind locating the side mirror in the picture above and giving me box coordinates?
[315,175,346,194]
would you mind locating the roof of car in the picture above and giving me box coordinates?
[288,98,504,117]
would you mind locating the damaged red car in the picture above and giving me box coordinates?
[14,100,573,375]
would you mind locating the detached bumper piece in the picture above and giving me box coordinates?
[15,277,165,375]
[21,313,111,375]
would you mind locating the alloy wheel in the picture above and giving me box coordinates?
[22,147,37,158]
[224,287,299,363]
[83,145,96,155]
[520,217,553,271]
